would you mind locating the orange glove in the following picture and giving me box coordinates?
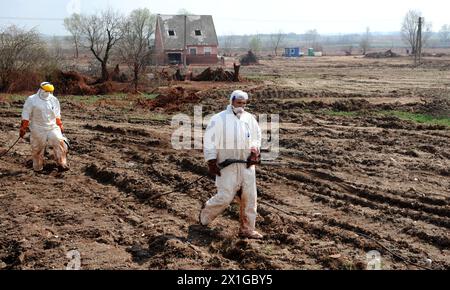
[56,118,64,133]
[19,120,29,138]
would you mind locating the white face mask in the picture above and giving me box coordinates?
[39,90,50,100]
[232,106,245,115]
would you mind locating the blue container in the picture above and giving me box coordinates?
[284,47,301,57]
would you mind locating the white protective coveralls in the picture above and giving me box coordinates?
[201,91,262,237]
[21,89,68,171]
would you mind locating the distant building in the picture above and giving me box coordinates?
[154,14,219,65]
[284,47,302,57]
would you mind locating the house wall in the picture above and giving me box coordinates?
[186,45,218,64]
[186,45,218,55]
[154,18,166,65]
[186,55,218,65]
[154,15,219,65]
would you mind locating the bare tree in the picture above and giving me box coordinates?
[64,13,82,58]
[359,27,371,55]
[270,30,285,56]
[343,45,353,56]
[401,10,433,54]
[439,24,450,45]
[249,35,262,54]
[117,8,156,92]
[304,29,323,52]
[0,25,46,91]
[49,36,64,62]
[78,9,124,82]
[222,34,235,56]
[304,29,320,49]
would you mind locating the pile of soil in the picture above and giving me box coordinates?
[331,99,372,111]
[1,70,42,93]
[50,70,127,95]
[50,70,96,95]
[365,50,400,58]
[240,50,259,65]
[417,97,450,117]
[192,64,240,82]
[137,86,200,111]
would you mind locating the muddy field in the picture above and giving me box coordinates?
[0,56,449,270]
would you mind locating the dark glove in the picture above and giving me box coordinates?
[19,120,29,138]
[207,159,221,177]
[247,148,261,168]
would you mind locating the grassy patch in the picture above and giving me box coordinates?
[65,95,101,104]
[0,94,27,102]
[140,93,158,100]
[379,110,450,127]
[322,110,360,117]
[322,109,449,127]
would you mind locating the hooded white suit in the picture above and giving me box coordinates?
[21,90,68,171]
[201,100,262,236]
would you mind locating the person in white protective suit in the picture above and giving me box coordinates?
[200,90,263,239]
[19,82,69,172]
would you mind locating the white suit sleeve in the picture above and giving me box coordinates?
[54,98,61,118]
[204,115,220,161]
[21,96,33,121]
[250,115,262,150]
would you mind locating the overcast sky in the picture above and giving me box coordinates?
[0,0,448,36]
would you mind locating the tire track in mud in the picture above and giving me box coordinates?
[4,106,447,269]
[75,127,281,269]
[83,161,280,269]
[65,142,236,269]
[79,119,449,269]
[76,126,319,269]
[257,164,450,251]
[274,168,450,229]
[302,168,450,217]
[255,182,449,269]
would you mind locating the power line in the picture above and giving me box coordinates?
[216,17,400,24]
[0,16,64,21]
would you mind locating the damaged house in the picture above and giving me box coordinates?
[154,14,219,65]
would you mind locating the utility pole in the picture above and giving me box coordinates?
[183,15,187,68]
[415,17,423,66]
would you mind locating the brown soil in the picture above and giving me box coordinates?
[0,56,449,270]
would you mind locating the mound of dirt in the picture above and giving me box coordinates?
[137,86,200,111]
[192,64,240,82]
[240,50,259,66]
[365,50,400,58]
[50,70,96,95]
[417,98,450,118]
[332,99,372,111]
[1,70,42,93]
[50,70,126,95]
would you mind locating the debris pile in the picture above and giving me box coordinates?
[192,64,241,82]
[365,50,400,58]
[50,70,128,95]
[240,50,259,65]
[137,86,200,111]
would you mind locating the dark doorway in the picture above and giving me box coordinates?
[167,53,182,64]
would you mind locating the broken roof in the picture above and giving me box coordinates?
[157,15,219,50]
